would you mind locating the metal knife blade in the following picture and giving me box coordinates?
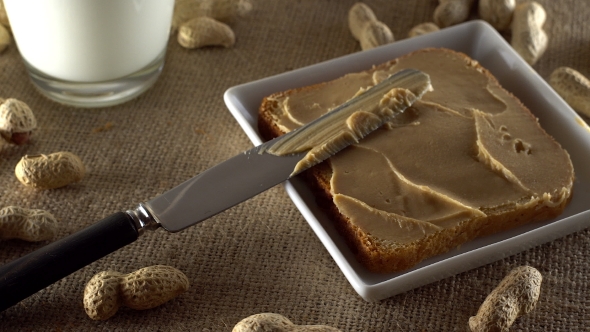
[144,142,306,232]
[0,68,430,312]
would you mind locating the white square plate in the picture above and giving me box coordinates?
[224,20,590,301]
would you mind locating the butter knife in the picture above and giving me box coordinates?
[0,68,431,311]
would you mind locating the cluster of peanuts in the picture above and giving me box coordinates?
[0,98,195,321]
[348,1,590,120]
[348,1,547,64]
[0,98,83,244]
[0,98,190,319]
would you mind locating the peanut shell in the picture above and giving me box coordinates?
[0,206,58,242]
[15,152,85,190]
[233,313,342,332]
[84,266,189,320]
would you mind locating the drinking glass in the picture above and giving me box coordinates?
[4,0,175,107]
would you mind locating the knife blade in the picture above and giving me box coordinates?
[0,68,431,311]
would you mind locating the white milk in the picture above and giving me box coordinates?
[4,0,174,82]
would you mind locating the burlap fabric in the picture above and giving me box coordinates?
[1,1,588,331]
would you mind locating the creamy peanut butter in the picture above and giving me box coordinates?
[266,49,573,244]
[264,69,432,175]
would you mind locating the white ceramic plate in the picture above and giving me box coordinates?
[223,20,590,301]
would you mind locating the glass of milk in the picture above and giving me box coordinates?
[4,0,175,107]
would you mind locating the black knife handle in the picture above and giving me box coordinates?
[0,212,139,312]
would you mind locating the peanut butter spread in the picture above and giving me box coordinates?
[267,49,574,244]
[264,69,432,174]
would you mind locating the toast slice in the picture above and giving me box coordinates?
[258,48,574,273]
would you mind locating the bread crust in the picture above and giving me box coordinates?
[258,48,573,274]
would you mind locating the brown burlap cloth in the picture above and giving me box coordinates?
[0,0,588,331]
